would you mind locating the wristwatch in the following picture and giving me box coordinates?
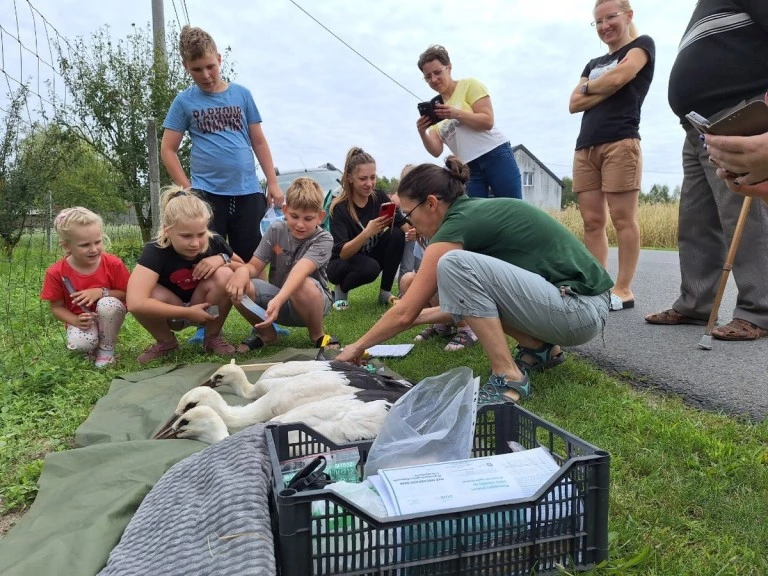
[580,81,589,95]
[219,253,232,264]
[101,287,110,299]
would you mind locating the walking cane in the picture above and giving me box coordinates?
[698,195,753,350]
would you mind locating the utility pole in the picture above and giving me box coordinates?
[147,119,161,234]
[149,0,165,233]
[151,0,166,62]
[46,190,52,251]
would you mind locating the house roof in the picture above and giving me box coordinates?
[511,144,565,188]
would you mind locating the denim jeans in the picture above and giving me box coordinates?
[465,142,522,199]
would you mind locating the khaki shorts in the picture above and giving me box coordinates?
[573,138,642,194]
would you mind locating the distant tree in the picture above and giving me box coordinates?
[0,86,36,255]
[0,88,80,254]
[560,176,577,208]
[10,125,124,217]
[376,176,391,193]
[672,185,682,201]
[376,176,400,194]
[642,183,672,204]
[55,23,235,240]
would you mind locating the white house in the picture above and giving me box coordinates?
[512,144,563,211]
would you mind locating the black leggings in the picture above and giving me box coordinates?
[328,227,405,294]
[198,191,267,260]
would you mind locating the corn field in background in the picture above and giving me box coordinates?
[553,202,679,250]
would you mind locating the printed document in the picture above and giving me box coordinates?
[370,447,561,516]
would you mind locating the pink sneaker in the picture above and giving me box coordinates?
[137,340,179,364]
[203,334,236,355]
[94,347,116,368]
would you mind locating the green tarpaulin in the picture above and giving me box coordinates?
[0,349,324,576]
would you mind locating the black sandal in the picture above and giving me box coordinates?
[514,343,565,372]
[239,333,265,352]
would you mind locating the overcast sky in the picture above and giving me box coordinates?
[4,1,697,190]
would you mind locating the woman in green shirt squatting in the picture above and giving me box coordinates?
[336,156,613,401]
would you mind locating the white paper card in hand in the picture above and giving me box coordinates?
[365,344,415,358]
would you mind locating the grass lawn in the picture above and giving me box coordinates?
[1,216,767,574]
[1,282,767,575]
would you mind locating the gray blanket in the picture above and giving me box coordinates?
[98,425,275,576]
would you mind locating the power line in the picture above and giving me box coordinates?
[169,0,184,32]
[179,0,190,24]
[286,0,421,100]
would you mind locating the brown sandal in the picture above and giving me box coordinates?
[711,318,768,341]
[645,309,706,326]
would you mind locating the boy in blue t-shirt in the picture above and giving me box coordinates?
[161,25,284,257]
[161,25,284,343]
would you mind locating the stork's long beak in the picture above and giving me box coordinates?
[201,376,216,388]
[152,413,181,439]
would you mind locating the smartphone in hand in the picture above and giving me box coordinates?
[379,202,396,220]
[686,100,768,137]
[417,94,445,126]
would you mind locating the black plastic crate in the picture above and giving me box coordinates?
[267,402,610,576]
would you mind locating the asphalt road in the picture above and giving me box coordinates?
[570,248,768,421]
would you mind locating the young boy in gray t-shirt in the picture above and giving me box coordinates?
[226,178,337,352]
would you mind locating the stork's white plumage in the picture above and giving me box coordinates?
[202,359,412,400]
[201,361,334,399]
[174,377,365,428]
[155,379,406,444]
[201,360,272,399]
[153,360,413,445]
[158,405,230,444]
[257,360,335,380]
[157,394,391,445]
[269,394,392,445]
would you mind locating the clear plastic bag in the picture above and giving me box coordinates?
[260,204,285,236]
[363,367,479,478]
